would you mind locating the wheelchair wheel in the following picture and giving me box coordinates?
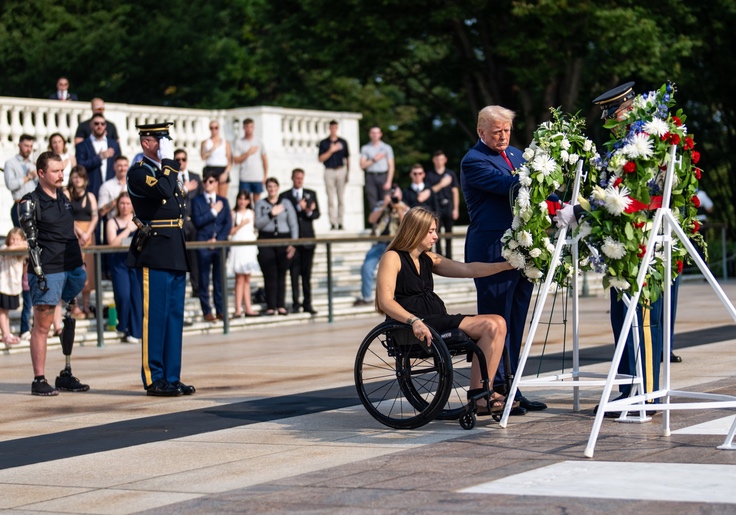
[354,321,453,429]
[405,348,473,421]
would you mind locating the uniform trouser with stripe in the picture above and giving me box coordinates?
[136,267,186,388]
[610,289,663,398]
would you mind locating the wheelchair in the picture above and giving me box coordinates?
[354,320,510,430]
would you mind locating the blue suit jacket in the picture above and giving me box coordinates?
[460,140,524,233]
[75,137,120,198]
[191,194,232,242]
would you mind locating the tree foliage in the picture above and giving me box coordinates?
[1,0,735,229]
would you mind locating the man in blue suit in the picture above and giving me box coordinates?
[75,113,120,198]
[192,168,232,321]
[461,105,547,415]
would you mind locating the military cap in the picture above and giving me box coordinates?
[136,122,173,138]
[592,82,636,119]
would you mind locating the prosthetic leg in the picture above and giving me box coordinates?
[55,298,90,392]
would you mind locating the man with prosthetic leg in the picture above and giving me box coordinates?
[19,151,89,396]
[127,123,194,397]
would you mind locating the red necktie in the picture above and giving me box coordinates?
[501,150,514,171]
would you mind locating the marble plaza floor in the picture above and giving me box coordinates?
[1,280,736,514]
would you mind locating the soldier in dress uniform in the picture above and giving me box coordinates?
[126,122,195,397]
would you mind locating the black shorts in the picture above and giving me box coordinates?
[203,166,230,183]
[0,293,20,310]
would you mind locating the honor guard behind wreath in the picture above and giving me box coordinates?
[126,122,194,397]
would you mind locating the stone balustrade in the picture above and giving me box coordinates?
[0,97,363,235]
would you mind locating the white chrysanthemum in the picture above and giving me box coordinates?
[643,117,669,137]
[583,139,593,152]
[546,241,555,253]
[538,200,548,213]
[517,187,531,209]
[519,175,532,187]
[601,236,626,259]
[501,247,512,259]
[560,150,569,162]
[522,147,534,161]
[508,251,526,269]
[552,180,560,190]
[529,248,542,258]
[604,184,632,216]
[511,216,522,230]
[501,229,512,243]
[608,276,631,290]
[560,138,571,150]
[568,153,579,165]
[623,133,654,160]
[508,239,519,250]
[525,265,543,279]
[518,230,533,248]
[532,153,556,176]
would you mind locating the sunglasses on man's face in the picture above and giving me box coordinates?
[205,178,218,184]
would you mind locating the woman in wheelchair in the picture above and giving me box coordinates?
[375,206,513,413]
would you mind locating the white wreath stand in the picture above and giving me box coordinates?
[584,145,736,457]
[498,147,736,458]
[500,160,649,428]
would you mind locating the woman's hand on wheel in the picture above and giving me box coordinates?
[412,320,432,347]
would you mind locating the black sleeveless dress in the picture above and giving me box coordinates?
[392,250,467,332]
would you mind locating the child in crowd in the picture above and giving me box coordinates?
[228,190,261,317]
[0,228,28,346]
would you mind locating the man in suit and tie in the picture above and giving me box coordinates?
[174,148,204,296]
[402,164,437,211]
[461,105,547,415]
[280,168,320,314]
[48,77,78,101]
[75,113,120,198]
[192,168,232,321]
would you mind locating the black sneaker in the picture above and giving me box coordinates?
[55,368,90,392]
[32,378,59,396]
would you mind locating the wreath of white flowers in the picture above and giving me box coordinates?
[581,83,704,304]
[501,108,600,283]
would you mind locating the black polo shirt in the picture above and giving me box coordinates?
[318,137,349,169]
[425,168,459,207]
[22,187,83,274]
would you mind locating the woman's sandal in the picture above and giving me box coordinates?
[467,388,514,415]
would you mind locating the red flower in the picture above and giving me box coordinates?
[623,161,636,174]
[633,221,645,229]
[637,245,647,258]
[661,132,671,142]
[669,133,681,145]
[692,195,701,208]
[613,177,623,187]
[692,150,701,164]
[684,137,695,150]
[676,260,684,274]
[694,167,702,180]
[693,220,701,233]
[672,116,683,126]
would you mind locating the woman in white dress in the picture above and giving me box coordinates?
[48,132,76,186]
[228,191,260,317]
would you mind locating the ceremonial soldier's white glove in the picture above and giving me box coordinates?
[554,204,577,229]
[157,137,174,161]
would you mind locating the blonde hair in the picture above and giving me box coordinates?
[477,105,516,131]
[376,207,439,314]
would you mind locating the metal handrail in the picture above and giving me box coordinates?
[0,232,466,346]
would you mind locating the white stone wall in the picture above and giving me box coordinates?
[0,97,363,236]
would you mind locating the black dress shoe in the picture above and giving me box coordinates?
[171,381,196,395]
[291,304,301,314]
[303,306,318,315]
[510,406,527,416]
[670,352,682,363]
[146,379,182,397]
[518,396,547,411]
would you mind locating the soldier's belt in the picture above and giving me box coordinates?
[149,219,184,228]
